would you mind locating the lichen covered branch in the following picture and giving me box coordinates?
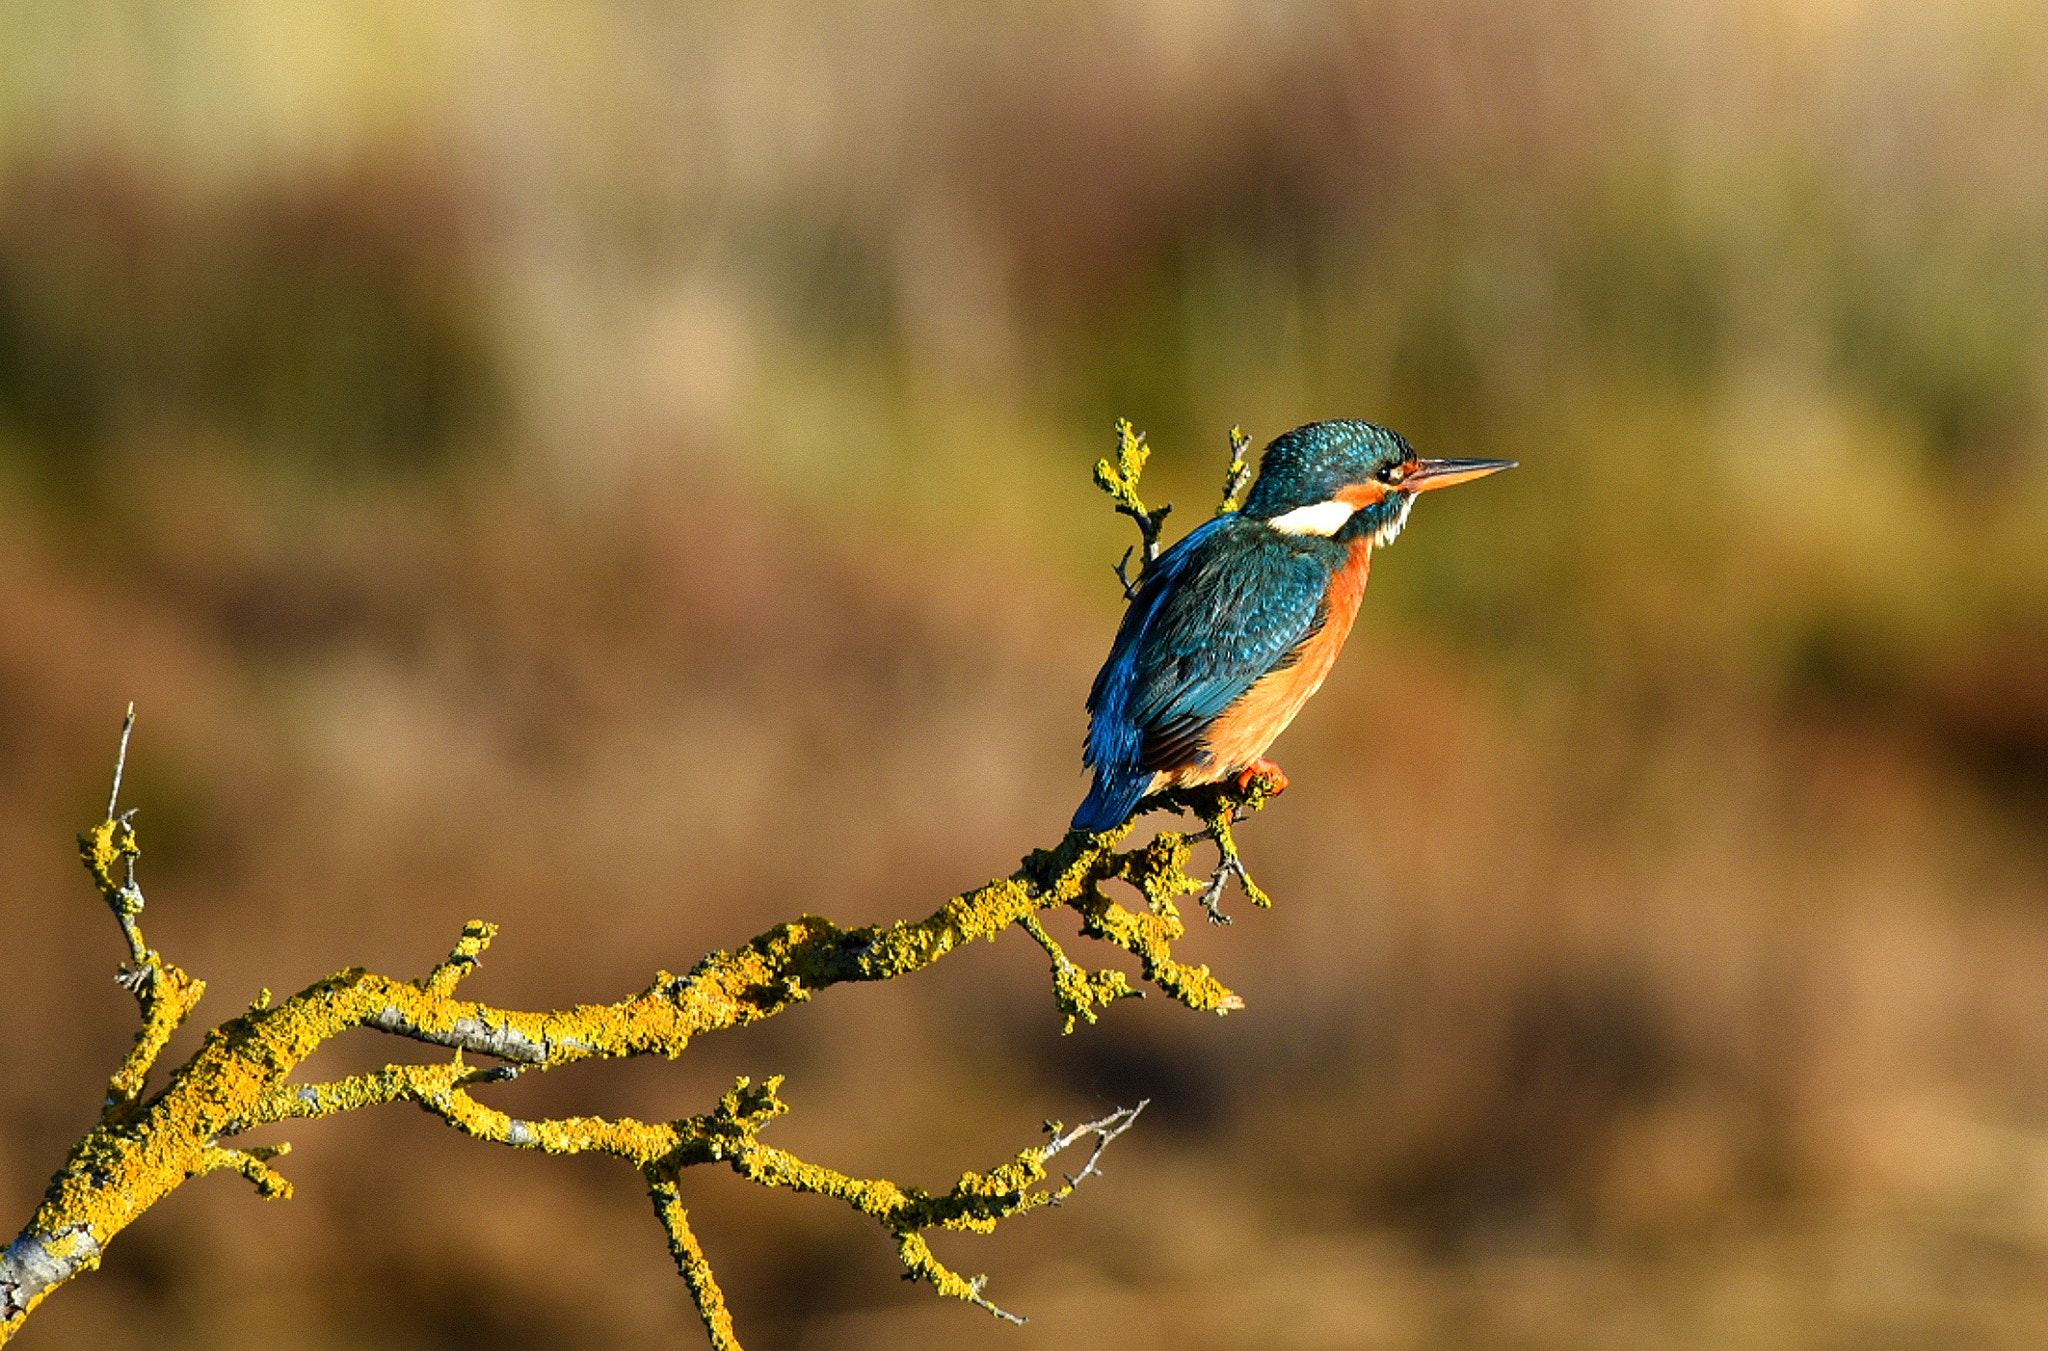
[1218,424,1254,514]
[7,424,1282,1347]
[76,707,206,1118]
[648,1169,741,1351]
[256,1060,1142,1334]
[1096,418,1174,597]
[4,725,1264,1348]
[1017,912,1139,1035]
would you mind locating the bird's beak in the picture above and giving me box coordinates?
[1405,458,1517,492]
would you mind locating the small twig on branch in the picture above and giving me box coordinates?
[1178,774,1277,926]
[1044,1101,1148,1199]
[195,1144,296,1201]
[417,920,497,997]
[72,709,206,1117]
[88,705,147,969]
[105,703,134,823]
[1097,420,1259,595]
[1016,912,1140,1035]
[1095,419,1173,598]
[1218,424,1254,514]
[647,1167,741,1351]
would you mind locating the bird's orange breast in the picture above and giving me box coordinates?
[1160,537,1373,787]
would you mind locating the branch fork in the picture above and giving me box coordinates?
[3,711,1209,1348]
[6,422,1284,1348]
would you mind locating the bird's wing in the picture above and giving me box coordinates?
[1085,516,1336,777]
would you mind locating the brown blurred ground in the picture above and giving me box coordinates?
[3,2,2048,1348]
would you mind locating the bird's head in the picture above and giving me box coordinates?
[1242,420,1514,546]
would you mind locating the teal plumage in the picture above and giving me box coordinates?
[1075,516,1342,830]
[1073,420,1513,833]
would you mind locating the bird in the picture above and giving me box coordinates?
[1072,420,1514,833]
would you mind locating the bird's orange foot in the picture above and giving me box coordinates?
[1236,759,1289,797]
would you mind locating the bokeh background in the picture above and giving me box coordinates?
[3,2,2047,1347]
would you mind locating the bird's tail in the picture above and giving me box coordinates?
[1071,769,1152,834]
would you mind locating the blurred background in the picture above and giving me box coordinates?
[2,2,2046,1347]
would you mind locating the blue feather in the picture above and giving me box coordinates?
[1073,515,1341,831]
[1070,767,1152,834]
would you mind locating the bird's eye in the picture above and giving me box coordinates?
[1377,462,1406,484]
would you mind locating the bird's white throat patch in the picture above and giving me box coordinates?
[1266,499,1356,536]
[1372,493,1415,546]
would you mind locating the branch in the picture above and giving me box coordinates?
[1017,912,1139,1035]
[1097,419,1259,597]
[74,705,206,1118]
[1095,419,1173,598]
[1218,424,1254,514]
[648,1168,741,1351]
[251,1063,1142,1330]
[3,712,1275,1348]
[7,428,1282,1344]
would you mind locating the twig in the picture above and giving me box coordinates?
[647,1166,741,1351]
[1218,425,1254,513]
[72,709,206,1116]
[105,704,134,822]
[417,920,496,997]
[195,1144,296,1200]
[1113,544,1140,597]
[1094,419,1173,598]
[87,705,148,970]
[1044,1101,1148,1198]
[1016,912,1140,1034]
[1179,776,1277,925]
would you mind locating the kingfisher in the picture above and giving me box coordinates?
[1073,420,1514,833]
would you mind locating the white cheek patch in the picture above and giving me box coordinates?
[1266,499,1357,536]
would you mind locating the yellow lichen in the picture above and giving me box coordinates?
[5,774,1264,1348]
[4,426,1285,1349]
[1217,424,1255,514]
